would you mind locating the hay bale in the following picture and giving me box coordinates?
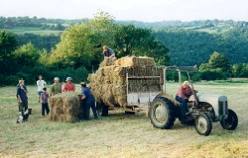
[89,56,162,108]
[114,56,155,67]
[49,92,81,122]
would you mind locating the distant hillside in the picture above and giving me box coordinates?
[1,17,248,65]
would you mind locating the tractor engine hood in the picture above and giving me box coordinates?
[196,93,228,117]
[197,93,223,105]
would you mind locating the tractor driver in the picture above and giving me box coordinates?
[175,81,193,121]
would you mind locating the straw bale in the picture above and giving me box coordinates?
[49,92,81,122]
[89,56,161,108]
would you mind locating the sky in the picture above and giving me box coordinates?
[1,0,248,22]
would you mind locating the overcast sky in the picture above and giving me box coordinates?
[1,0,248,22]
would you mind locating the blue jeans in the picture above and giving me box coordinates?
[83,99,98,119]
[175,96,189,119]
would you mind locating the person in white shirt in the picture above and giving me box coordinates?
[36,75,46,102]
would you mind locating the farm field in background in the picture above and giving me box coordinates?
[0,82,248,158]
[6,27,62,35]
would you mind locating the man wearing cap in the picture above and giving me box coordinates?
[175,81,193,121]
[80,82,98,119]
[50,77,62,96]
[63,77,75,92]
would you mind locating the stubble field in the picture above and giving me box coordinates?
[0,82,248,158]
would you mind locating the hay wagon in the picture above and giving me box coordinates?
[90,57,193,116]
[94,64,194,116]
[94,65,165,116]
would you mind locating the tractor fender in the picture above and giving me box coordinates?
[154,93,180,107]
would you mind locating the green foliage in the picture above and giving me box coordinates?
[208,52,230,71]
[0,30,18,75]
[3,16,248,85]
[14,43,40,66]
[113,25,169,65]
[199,52,231,80]
[199,52,231,72]
[16,33,60,51]
[0,30,17,59]
[48,12,169,70]
[199,71,227,81]
[232,64,248,77]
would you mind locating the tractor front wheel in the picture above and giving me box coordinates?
[220,109,238,130]
[195,113,212,136]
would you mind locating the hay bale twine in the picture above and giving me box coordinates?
[49,92,81,122]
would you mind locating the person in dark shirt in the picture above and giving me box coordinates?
[40,87,50,116]
[80,82,98,119]
[16,79,29,123]
[102,45,115,58]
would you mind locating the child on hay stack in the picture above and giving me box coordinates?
[40,87,50,116]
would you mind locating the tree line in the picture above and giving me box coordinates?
[1,13,248,86]
[0,12,169,86]
[2,16,248,67]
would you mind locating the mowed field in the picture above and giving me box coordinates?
[0,82,248,158]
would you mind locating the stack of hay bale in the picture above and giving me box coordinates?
[49,92,81,122]
[89,56,162,108]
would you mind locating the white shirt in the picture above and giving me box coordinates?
[37,80,46,92]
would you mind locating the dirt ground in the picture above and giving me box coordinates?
[0,82,248,158]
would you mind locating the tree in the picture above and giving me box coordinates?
[47,11,116,70]
[0,30,17,59]
[14,42,40,67]
[113,25,169,65]
[199,51,231,80]
[0,30,17,74]
[208,51,231,71]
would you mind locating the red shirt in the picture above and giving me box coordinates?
[63,82,75,92]
[176,85,193,99]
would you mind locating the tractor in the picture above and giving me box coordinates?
[148,66,238,136]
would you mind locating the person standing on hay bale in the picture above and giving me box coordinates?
[40,87,50,116]
[36,75,46,102]
[80,82,98,119]
[50,77,62,96]
[16,79,29,123]
[102,45,116,59]
[62,77,75,92]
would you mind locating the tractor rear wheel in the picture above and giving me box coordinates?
[220,109,238,130]
[149,97,176,129]
[195,113,212,136]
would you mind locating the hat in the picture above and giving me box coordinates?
[183,81,190,86]
[54,77,59,81]
[66,77,72,81]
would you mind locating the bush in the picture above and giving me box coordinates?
[200,71,228,80]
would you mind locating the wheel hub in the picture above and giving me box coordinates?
[197,117,208,133]
[154,103,168,123]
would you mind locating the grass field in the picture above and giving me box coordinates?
[0,82,248,158]
[6,27,62,35]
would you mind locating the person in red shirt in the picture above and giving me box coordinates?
[175,81,193,121]
[62,77,75,92]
